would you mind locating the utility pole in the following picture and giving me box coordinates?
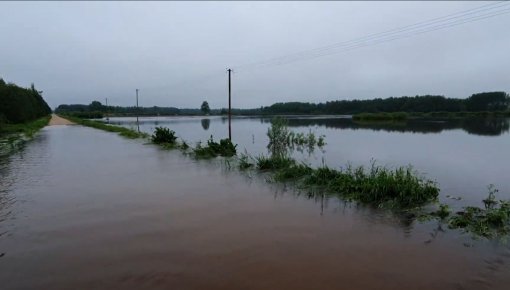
[136,89,140,132]
[105,97,109,122]
[227,68,232,140]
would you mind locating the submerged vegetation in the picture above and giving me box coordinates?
[0,115,51,137]
[193,136,237,158]
[254,158,439,209]
[0,116,51,157]
[68,114,510,240]
[151,127,177,144]
[64,115,149,139]
[432,185,510,238]
[267,117,325,155]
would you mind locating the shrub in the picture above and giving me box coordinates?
[151,127,177,144]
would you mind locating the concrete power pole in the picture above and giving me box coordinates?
[227,68,232,140]
[136,89,140,132]
[105,97,109,122]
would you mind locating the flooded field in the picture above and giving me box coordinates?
[0,122,509,289]
[109,116,510,207]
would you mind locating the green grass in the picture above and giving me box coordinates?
[273,162,313,181]
[238,153,255,170]
[151,127,177,144]
[249,154,439,209]
[192,136,237,159]
[446,185,510,238]
[256,154,295,170]
[303,164,439,208]
[0,115,51,138]
[267,117,326,155]
[64,115,149,139]
[0,115,51,157]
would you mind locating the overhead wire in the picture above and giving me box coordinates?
[233,1,510,71]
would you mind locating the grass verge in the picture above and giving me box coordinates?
[63,115,149,139]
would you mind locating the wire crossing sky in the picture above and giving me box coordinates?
[233,1,510,71]
[0,1,509,109]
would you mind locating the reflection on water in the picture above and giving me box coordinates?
[111,115,510,136]
[0,124,510,289]
[276,116,510,136]
[201,118,210,130]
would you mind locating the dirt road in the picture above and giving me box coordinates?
[48,114,74,126]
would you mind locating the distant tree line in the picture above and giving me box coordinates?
[255,92,509,115]
[56,101,182,118]
[0,78,51,124]
[56,91,509,118]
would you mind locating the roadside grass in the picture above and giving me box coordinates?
[63,115,149,139]
[0,115,51,138]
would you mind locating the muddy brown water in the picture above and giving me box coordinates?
[0,125,509,289]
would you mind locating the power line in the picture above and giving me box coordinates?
[262,8,510,68]
[233,1,510,71]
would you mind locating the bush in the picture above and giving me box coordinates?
[151,127,177,144]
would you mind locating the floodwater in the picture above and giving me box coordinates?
[109,116,510,207]
[0,122,509,289]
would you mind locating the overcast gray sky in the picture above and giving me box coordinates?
[1,1,509,109]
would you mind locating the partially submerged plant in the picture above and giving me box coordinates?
[256,154,295,170]
[267,117,326,155]
[151,126,177,144]
[193,136,237,158]
[238,152,254,170]
[447,185,510,238]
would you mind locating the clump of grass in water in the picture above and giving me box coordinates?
[302,163,440,208]
[267,117,325,155]
[238,152,254,170]
[193,136,237,158]
[255,154,295,170]
[447,185,510,238]
[273,162,313,181]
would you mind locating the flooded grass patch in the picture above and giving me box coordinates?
[259,160,440,209]
[64,116,149,139]
[192,136,237,158]
[0,115,51,156]
[0,115,50,138]
[447,186,510,238]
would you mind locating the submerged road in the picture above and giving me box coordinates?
[0,124,509,289]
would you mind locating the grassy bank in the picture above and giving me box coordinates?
[0,115,51,138]
[63,115,149,139]
[0,115,51,157]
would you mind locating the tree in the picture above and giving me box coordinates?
[201,101,210,115]
[89,101,103,112]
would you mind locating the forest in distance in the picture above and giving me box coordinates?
[55,91,510,118]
